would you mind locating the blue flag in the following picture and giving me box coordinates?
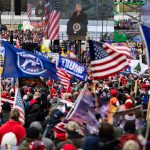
[58,56,87,81]
[2,41,59,80]
[140,24,150,66]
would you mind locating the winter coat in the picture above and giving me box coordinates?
[0,119,26,145]
[67,130,83,149]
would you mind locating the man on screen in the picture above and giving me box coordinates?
[67,3,88,40]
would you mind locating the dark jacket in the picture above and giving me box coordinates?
[67,130,83,149]
[67,11,88,36]
[0,111,10,125]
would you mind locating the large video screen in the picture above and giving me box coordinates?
[28,0,114,19]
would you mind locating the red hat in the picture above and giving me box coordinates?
[125,99,133,109]
[62,144,76,150]
[110,89,117,97]
[54,122,67,141]
[1,91,7,98]
[29,140,44,150]
[47,80,52,86]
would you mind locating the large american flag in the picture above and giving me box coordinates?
[13,89,25,125]
[89,41,129,80]
[57,67,71,89]
[45,0,60,40]
[27,3,32,19]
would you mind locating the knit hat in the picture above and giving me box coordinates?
[29,140,44,150]
[47,80,52,86]
[110,89,117,97]
[2,102,11,111]
[26,127,40,139]
[125,99,133,109]
[62,144,76,150]
[1,132,17,146]
[54,122,67,141]
[65,121,79,132]
[122,140,140,150]
[30,121,43,133]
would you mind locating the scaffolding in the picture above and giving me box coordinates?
[114,0,147,41]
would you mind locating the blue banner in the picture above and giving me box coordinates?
[58,56,87,81]
[140,24,150,66]
[2,41,59,80]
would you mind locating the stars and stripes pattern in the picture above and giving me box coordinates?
[89,41,129,80]
[27,3,32,18]
[45,0,60,40]
[103,43,132,59]
[0,97,14,107]
[57,67,71,89]
[13,89,25,125]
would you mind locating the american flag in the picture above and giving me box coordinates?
[13,89,25,125]
[89,41,129,80]
[57,67,71,89]
[16,38,20,49]
[0,97,14,107]
[45,0,60,40]
[27,3,32,18]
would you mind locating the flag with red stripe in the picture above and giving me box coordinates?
[45,0,60,40]
[27,3,32,19]
[1,97,14,107]
[57,67,71,89]
[13,89,25,125]
[89,41,129,80]
[104,43,132,59]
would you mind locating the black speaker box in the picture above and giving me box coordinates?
[15,0,21,15]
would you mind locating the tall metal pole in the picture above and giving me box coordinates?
[11,0,15,29]
[102,16,103,41]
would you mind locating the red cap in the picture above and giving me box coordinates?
[62,144,76,150]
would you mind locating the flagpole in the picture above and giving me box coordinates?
[143,91,150,150]
[0,37,2,112]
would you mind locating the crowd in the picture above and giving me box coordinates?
[0,68,149,150]
[114,19,138,30]
[0,29,45,44]
[114,0,144,2]
[0,25,149,150]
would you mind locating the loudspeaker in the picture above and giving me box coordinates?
[53,40,60,46]
[15,0,21,15]
[22,43,38,52]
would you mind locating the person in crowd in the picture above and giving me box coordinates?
[0,102,11,125]
[0,109,26,146]
[65,121,84,149]
[67,3,88,40]
[19,127,40,150]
